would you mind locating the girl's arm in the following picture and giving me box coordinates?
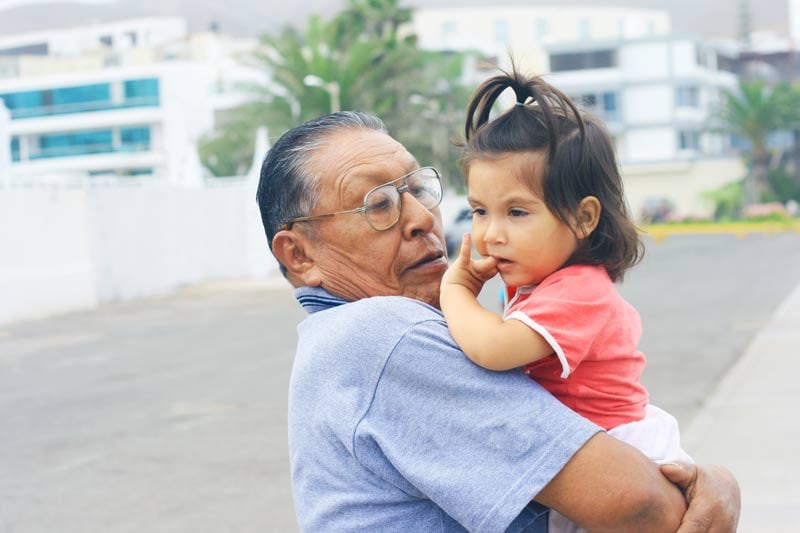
[440,235,555,371]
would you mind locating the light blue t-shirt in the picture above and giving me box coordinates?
[289,287,600,532]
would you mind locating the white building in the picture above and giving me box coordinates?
[0,99,9,180]
[544,36,738,164]
[413,5,671,75]
[413,5,745,218]
[542,36,743,217]
[0,17,259,184]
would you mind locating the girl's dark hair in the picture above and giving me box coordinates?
[462,68,643,282]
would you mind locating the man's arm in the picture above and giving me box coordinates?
[535,432,686,532]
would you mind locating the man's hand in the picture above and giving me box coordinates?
[441,234,497,297]
[660,462,741,532]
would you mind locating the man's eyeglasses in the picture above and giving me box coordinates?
[280,167,443,231]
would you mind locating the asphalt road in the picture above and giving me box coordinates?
[2,232,799,532]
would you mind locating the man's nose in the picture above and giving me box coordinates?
[401,191,436,238]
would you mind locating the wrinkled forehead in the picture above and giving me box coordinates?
[308,128,419,205]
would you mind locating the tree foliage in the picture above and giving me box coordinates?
[200,0,474,181]
[712,80,800,205]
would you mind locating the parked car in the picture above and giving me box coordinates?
[639,197,675,224]
[444,207,473,257]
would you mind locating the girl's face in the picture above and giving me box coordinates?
[467,152,578,287]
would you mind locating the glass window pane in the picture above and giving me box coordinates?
[120,126,151,151]
[10,137,20,162]
[124,78,159,106]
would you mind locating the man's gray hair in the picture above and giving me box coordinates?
[256,111,388,276]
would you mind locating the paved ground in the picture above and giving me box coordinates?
[684,281,800,532]
[2,232,800,532]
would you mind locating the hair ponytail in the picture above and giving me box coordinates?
[464,68,584,162]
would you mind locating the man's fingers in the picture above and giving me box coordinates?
[663,463,741,533]
[675,515,714,533]
[660,462,697,492]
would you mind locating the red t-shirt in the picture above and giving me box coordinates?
[504,264,648,430]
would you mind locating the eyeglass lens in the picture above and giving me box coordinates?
[364,168,442,230]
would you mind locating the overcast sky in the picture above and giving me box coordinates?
[0,0,791,39]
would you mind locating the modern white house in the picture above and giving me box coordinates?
[543,36,739,164]
[413,4,671,75]
[412,5,745,218]
[0,100,9,180]
[541,36,744,218]
[0,17,259,184]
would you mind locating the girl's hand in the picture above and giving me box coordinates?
[441,234,498,297]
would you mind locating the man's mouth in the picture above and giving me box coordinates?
[408,250,446,270]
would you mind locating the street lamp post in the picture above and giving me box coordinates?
[303,75,341,113]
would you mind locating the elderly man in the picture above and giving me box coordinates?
[257,111,739,532]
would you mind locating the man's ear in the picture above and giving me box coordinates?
[576,196,601,239]
[271,230,322,287]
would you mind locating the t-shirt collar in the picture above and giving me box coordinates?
[295,286,347,314]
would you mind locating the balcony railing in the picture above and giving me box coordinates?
[23,142,151,161]
[8,96,159,120]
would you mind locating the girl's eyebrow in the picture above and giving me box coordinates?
[467,194,540,206]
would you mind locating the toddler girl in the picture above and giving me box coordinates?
[440,70,691,532]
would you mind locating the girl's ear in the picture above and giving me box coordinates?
[271,230,322,287]
[576,196,601,238]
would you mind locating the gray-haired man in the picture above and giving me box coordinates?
[258,111,739,532]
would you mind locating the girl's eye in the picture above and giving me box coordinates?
[472,208,486,216]
[509,209,528,217]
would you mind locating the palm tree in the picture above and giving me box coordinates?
[200,3,471,178]
[713,80,794,205]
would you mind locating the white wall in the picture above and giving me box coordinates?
[0,177,279,326]
[0,101,9,180]
[623,157,745,219]
[624,85,673,124]
[620,41,671,80]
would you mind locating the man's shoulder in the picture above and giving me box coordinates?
[338,295,445,328]
[300,294,449,351]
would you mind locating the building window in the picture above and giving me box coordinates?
[35,130,114,159]
[99,35,113,47]
[695,46,708,68]
[578,18,591,40]
[442,20,457,38]
[52,83,111,109]
[120,126,151,151]
[10,137,20,162]
[717,54,736,73]
[617,18,625,39]
[1,90,44,115]
[603,92,618,119]
[89,167,153,177]
[124,78,160,106]
[126,31,138,46]
[676,86,700,108]
[0,42,48,56]
[495,19,509,44]
[1,83,111,118]
[550,50,616,72]
[678,130,700,150]
[574,91,619,121]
